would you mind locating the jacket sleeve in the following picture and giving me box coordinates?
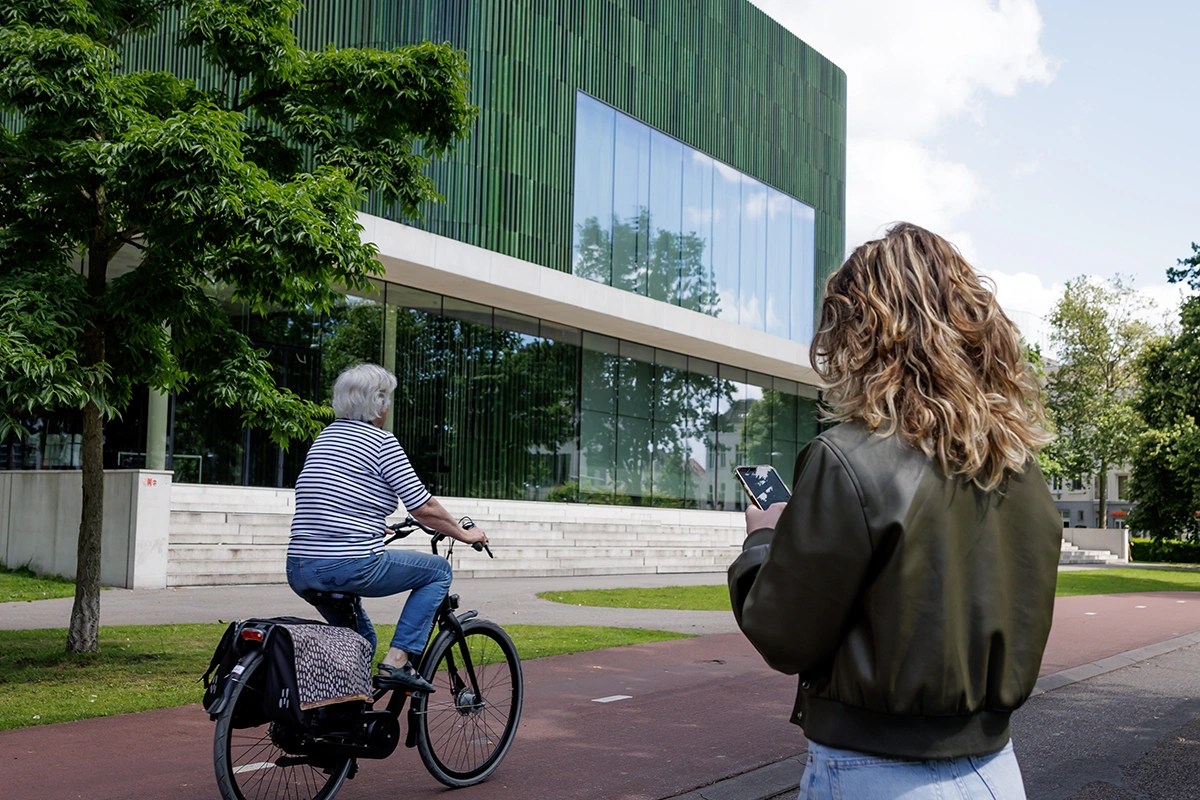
[729,438,874,677]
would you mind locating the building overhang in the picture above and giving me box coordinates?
[360,213,819,387]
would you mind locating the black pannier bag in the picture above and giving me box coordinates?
[202,617,374,728]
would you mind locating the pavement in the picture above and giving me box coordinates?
[3,568,1200,799]
[0,571,740,634]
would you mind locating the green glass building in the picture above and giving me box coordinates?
[5,0,846,513]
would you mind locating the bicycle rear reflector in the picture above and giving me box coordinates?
[241,629,265,642]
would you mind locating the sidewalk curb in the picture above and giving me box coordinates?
[664,633,1200,800]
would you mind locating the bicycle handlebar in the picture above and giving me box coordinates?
[384,515,494,558]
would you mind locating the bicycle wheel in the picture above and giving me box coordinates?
[213,656,354,800]
[413,618,523,787]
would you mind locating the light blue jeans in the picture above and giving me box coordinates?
[286,550,452,657]
[799,740,1026,800]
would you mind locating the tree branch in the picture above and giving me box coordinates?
[106,0,176,46]
[232,78,340,113]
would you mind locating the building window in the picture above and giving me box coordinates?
[571,92,816,343]
[1117,474,1129,501]
[103,280,823,506]
[1077,509,1085,523]
[1051,475,1063,492]
[1071,478,1083,492]
[1060,510,1070,529]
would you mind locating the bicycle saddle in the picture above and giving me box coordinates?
[300,589,358,609]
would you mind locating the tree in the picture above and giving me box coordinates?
[1043,277,1154,529]
[0,1,474,651]
[1128,247,1200,538]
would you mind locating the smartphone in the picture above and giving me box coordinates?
[734,465,792,509]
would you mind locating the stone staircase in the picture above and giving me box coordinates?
[1060,539,1122,566]
[167,485,746,587]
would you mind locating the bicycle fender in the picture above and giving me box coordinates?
[207,650,263,720]
[405,704,419,748]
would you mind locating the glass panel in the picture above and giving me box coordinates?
[617,340,654,421]
[573,94,615,285]
[388,284,442,316]
[580,409,615,502]
[739,180,767,332]
[612,112,651,295]
[712,164,741,323]
[581,332,619,414]
[491,316,579,502]
[798,394,821,444]
[680,151,715,314]
[741,371,773,469]
[765,187,792,339]
[714,365,746,510]
[647,129,683,304]
[652,349,690,508]
[686,357,719,510]
[540,320,582,346]
[791,201,817,344]
[616,415,652,505]
[494,308,540,338]
[772,379,799,444]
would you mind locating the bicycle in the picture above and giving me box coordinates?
[208,516,523,800]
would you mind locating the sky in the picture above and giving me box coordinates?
[747,0,1200,331]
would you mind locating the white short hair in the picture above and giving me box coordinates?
[332,364,397,421]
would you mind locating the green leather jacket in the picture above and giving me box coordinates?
[728,422,1061,759]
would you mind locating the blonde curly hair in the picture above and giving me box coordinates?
[811,222,1051,490]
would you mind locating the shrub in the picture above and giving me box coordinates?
[1130,538,1200,564]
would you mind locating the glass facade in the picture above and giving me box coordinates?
[3,283,820,511]
[572,93,817,343]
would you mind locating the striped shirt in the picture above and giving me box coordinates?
[288,419,432,559]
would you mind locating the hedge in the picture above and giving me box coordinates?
[1130,538,1200,564]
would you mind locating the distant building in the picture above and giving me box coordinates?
[1048,471,1132,530]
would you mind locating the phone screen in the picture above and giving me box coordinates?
[734,465,792,509]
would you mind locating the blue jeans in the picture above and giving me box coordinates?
[286,550,452,657]
[799,740,1026,800]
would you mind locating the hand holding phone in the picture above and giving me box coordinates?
[734,465,792,509]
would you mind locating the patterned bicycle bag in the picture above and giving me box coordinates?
[201,617,373,727]
[264,622,374,725]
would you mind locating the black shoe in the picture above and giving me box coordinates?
[374,662,435,694]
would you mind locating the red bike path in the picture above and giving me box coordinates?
[4,592,1200,800]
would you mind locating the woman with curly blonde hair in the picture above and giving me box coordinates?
[729,223,1061,799]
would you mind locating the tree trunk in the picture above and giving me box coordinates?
[66,397,104,652]
[1097,461,1108,530]
[67,208,109,653]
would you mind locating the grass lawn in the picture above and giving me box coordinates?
[1054,567,1200,597]
[0,566,78,603]
[0,622,690,731]
[538,585,731,611]
[539,568,1200,612]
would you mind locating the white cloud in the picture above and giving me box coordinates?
[748,0,1057,248]
[979,268,1187,353]
[1010,160,1040,178]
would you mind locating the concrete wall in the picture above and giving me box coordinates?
[1063,527,1130,560]
[0,470,172,589]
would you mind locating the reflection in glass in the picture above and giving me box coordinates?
[138,278,821,505]
[612,112,650,295]
[573,95,615,285]
[791,202,816,343]
[648,130,683,304]
[572,92,816,344]
[765,188,792,339]
[712,165,742,324]
[739,183,767,331]
[681,152,715,314]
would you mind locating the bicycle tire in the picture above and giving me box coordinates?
[413,618,523,787]
[213,656,354,800]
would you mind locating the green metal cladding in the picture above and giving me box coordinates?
[125,0,847,290]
